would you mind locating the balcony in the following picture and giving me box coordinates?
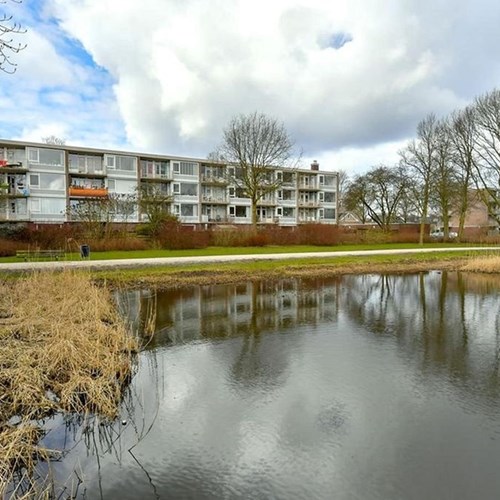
[69,187,108,197]
[0,159,27,172]
[298,201,320,208]
[201,175,228,185]
[298,183,319,191]
[201,195,228,204]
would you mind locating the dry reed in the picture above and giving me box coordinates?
[0,271,138,497]
[461,255,500,273]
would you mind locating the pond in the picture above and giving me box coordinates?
[39,271,500,499]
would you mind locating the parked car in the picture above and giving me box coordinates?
[430,229,458,239]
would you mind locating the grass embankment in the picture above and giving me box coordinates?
[0,242,477,263]
[0,272,138,497]
[93,250,495,289]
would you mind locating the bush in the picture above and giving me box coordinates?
[157,221,210,249]
[83,237,149,252]
[0,223,28,240]
[0,239,26,257]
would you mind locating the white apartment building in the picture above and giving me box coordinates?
[0,139,338,226]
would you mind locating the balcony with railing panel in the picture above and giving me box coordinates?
[69,186,109,197]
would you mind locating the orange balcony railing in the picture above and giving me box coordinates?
[69,187,108,197]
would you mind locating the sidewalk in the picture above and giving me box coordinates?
[0,247,497,272]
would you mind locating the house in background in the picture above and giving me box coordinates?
[449,188,500,238]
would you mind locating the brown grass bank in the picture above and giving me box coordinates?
[0,272,138,497]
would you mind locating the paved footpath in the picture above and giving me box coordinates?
[0,247,498,272]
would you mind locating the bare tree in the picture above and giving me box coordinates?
[42,135,66,146]
[214,112,298,226]
[431,119,458,240]
[399,114,439,244]
[336,169,350,218]
[471,88,500,226]
[449,106,477,240]
[1,0,26,73]
[344,165,406,230]
[68,193,136,239]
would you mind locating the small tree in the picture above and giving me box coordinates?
[68,193,137,239]
[137,183,173,237]
[1,0,26,73]
[214,112,298,226]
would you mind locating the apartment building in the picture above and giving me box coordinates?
[0,139,338,226]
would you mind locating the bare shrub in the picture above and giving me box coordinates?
[0,238,26,256]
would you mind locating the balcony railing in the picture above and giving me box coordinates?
[69,187,108,197]
[298,201,320,207]
[201,175,228,185]
[202,195,228,204]
[0,160,26,171]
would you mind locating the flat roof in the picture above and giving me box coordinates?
[0,138,337,174]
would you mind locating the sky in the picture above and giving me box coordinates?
[1,0,500,174]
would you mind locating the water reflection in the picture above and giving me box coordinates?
[43,272,500,499]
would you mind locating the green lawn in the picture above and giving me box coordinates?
[0,242,483,264]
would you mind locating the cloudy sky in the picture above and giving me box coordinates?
[1,0,500,173]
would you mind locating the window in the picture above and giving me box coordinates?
[277,190,283,200]
[235,206,247,217]
[173,183,180,194]
[173,204,180,215]
[30,198,41,213]
[324,191,335,203]
[324,175,335,187]
[180,204,197,216]
[29,174,39,187]
[319,175,324,185]
[106,156,115,169]
[283,207,295,217]
[227,166,235,177]
[229,187,235,198]
[276,207,283,217]
[39,173,65,190]
[324,208,336,219]
[180,183,197,196]
[182,162,197,175]
[28,148,39,163]
[319,192,324,202]
[229,206,235,216]
[107,179,116,190]
[319,209,324,219]
[276,171,283,181]
[282,190,295,201]
[172,162,180,173]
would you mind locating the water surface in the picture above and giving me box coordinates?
[41,271,500,499]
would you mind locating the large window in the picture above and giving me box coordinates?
[180,183,198,196]
[68,154,103,173]
[324,175,336,187]
[106,155,136,172]
[235,206,247,217]
[29,173,65,190]
[27,148,64,167]
[173,161,198,176]
[180,204,197,216]
[323,191,335,203]
[323,208,336,219]
[283,207,295,217]
[140,159,169,178]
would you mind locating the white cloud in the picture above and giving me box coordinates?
[4,0,500,170]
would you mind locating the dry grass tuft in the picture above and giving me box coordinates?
[462,255,500,273]
[0,271,138,496]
